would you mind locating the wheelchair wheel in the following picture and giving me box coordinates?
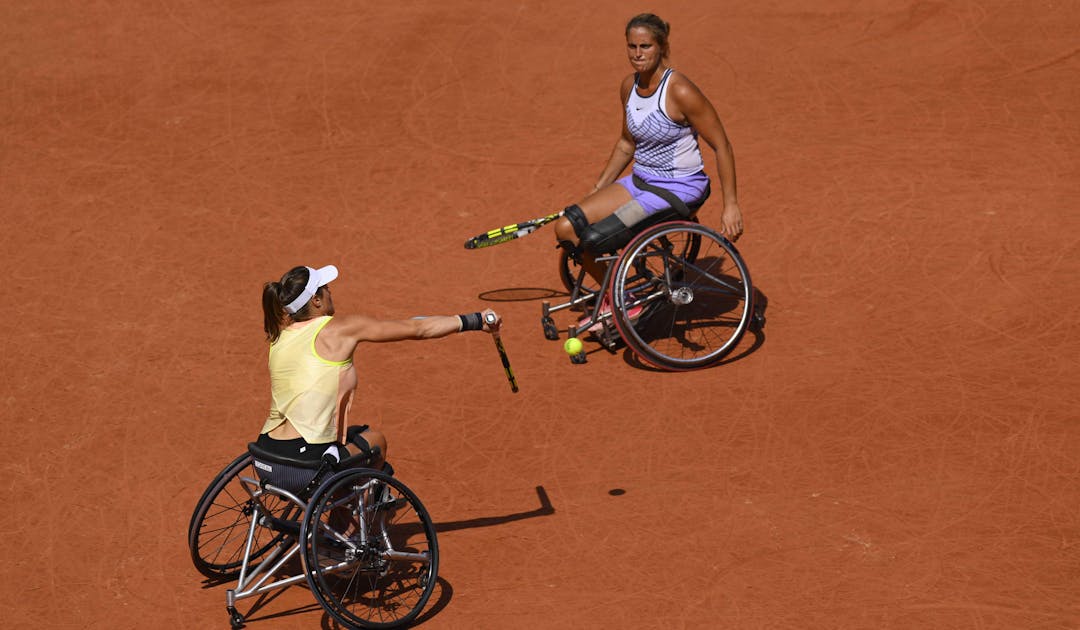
[300,468,439,629]
[188,453,295,580]
[610,221,753,370]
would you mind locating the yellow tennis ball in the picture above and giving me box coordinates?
[564,337,583,355]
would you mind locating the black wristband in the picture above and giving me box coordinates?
[458,312,484,332]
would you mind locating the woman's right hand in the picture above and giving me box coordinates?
[481,309,502,333]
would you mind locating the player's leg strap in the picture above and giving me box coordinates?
[631,174,693,217]
[345,424,375,462]
[557,239,581,262]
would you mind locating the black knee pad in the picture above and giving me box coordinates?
[563,204,590,239]
[580,213,632,255]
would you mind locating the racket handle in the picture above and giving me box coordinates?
[494,334,519,393]
[485,313,518,393]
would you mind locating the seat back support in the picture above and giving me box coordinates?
[246,441,381,470]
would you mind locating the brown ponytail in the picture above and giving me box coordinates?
[262,266,315,343]
[262,281,286,342]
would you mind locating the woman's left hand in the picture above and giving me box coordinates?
[719,202,744,241]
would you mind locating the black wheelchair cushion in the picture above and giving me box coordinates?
[248,441,324,469]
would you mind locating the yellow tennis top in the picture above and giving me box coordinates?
[261,316,356,444]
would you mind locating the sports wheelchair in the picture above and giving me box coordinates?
[188,439,438,629]
[541,180,764,370]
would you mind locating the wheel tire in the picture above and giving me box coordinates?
[301,469,439,629]
[188,453,293,580]
[610,221,753,370]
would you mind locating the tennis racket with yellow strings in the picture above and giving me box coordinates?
[463,211,563,250]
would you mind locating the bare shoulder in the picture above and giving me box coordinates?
[667,71,719,125]
[322,313,376,339]
[667,71,707,103]
[619,74,636,102]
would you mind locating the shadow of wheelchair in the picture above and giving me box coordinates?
[318,575,454,629]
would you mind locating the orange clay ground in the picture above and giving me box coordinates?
[3,1,1079,628]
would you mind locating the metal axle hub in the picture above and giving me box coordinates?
[670,286,694,305]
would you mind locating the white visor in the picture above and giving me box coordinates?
[284,265,338,314]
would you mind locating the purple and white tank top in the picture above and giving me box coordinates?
[625,69,705,178]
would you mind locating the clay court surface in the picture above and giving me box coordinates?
[3,1,1079,627]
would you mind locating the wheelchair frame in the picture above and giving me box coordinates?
[542,215,763,370]
[189,446,439,629]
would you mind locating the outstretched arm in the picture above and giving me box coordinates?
[318,309,501,360]
[341,314,468,342]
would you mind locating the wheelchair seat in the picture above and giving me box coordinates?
[246,441,325,469]
[247,440,380,499]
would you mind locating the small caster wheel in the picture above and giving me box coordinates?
[750,308,766,332]
[570,351,587,364]
[227,607,245,629]
[598,324,619,352]
[750,289,767,332]
[541,316,559,340]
